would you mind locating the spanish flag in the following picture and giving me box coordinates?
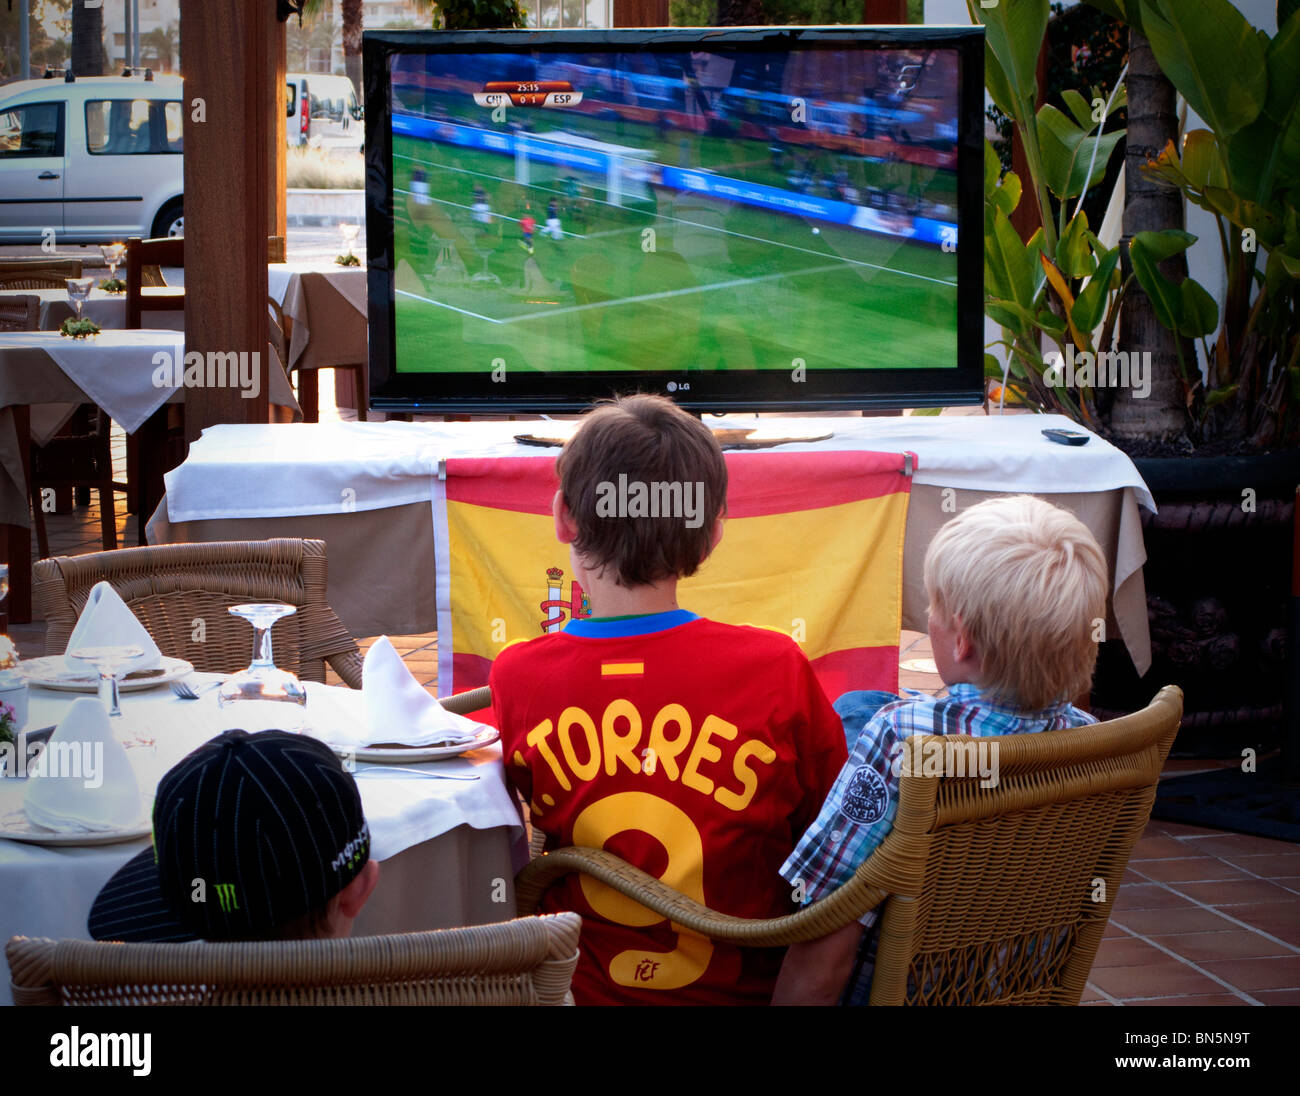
[433,450,911,702]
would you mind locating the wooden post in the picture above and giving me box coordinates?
[612,0,670,26]
[179,0,273,444]
[862,0,908,22]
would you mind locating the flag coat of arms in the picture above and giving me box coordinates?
[433,449,912,703]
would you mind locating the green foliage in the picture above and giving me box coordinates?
[670,0,719,24]
[438,0,528,29]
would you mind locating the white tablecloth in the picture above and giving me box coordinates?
[163,413,1156,523]
[2,287,185,333]
[0,676,525,1005]
[268,262,367,372]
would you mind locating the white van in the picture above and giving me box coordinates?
[0,72,186,244]
[286,73,363,150]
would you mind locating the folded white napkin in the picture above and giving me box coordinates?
[321,637,489,748]
[64,582,162,672]
[23,698,143,832]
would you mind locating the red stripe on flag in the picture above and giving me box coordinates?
[723,451,911,517]
[808,645,900,702]
[446,458,558,514]
[452,651,494,691]
[445,450,911,517]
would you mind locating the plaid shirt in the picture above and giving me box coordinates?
[780,683,1096,927]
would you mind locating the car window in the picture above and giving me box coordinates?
[0,102,63,158]
[85,98,183,155]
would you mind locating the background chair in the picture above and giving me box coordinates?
[0,294,39,331]
[124,235,186,539]
[6,912,581,1006]
[0,258,84,289]
[33,538,363,686]
[515,686,1184,1006]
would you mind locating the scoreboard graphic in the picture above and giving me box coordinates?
[472,81,583,108]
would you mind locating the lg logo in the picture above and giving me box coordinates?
[666,381,690,393]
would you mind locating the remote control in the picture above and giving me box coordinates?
[1041,428,1091,446]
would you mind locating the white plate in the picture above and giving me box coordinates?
[0,807,151,846]
[18,655,194,693]
[323,725,500,763]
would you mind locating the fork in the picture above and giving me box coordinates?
[170,677,222,700]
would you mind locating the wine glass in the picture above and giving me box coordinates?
[69,645,144,718]
[65,277,95,320]
[217,604,307,720]
[100,242,126,280]
[339,222,359,258]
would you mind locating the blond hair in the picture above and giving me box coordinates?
[923,495,1108,710]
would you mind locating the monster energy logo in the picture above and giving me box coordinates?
[214,883,239,913]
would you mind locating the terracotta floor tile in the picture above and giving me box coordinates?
[1175,879,1299,906]
[1150,931,1297,962]
[1151,821,1233,839]
[1199,956,1300,992]
[1091,937,1167,968]
[1126,994,1250,1006]
[1252,989,1300,1005]
[1131,836,1202,860]
[1220,905,1300,947]
[1113,884,1196,911]
[1080,999,1115,1006]
[1131,857,1252,884]
[1186,833,1300,857]
[1089,960,1225,1000]
[1214,852,1300,877]
[1080,983,1105,1001]
[1109,908,1240,935]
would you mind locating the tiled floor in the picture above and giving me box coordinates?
[15,400,1299,1005]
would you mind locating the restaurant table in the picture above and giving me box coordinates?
[0,674,525,1007]
[0,330,302,624]
[148,413,1156,675]
[2,287,186,333]
[268,262,368,414]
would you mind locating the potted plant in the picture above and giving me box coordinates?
[972,0,1300,780]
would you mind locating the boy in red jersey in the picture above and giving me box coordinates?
[490,394,847,1005]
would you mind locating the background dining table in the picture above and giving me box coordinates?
[0,672,526,1006]
[7,286,186,333]
[0,329,302,625]
[267,262,368,413]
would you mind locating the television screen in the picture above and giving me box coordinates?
[364,27,984,413]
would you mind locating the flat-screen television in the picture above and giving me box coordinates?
[364,26,984,414]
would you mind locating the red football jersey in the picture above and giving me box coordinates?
[491,610,846,1005]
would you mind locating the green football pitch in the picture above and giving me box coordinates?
[391,132,959,378]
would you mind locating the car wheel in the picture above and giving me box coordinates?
[152,200,184,239]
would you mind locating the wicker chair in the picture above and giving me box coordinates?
[515,686,1184,1005]
[33,539,363,687]
[0,258,84,289]
[5,912,581,1006]
[0,293,39,331]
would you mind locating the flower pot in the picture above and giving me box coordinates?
[1090,449,1300,758]
[0,674,29,737]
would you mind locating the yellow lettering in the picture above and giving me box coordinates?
[714,739,777,811]
[681,714,737,797]
[646,704,691,781]
[525,719,571,791]
[600,698,643,776]
[556,706,600,783]
[573,792,714,990]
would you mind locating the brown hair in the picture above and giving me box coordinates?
[556,394,727,587]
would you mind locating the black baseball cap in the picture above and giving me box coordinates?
[89,729,370,942]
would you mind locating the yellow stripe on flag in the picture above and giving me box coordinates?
[446,489,907,663]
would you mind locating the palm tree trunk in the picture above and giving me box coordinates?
[1108,26,1188,442]
[341,0,362,97]
[70,2,104,77]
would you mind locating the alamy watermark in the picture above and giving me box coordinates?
[1043,345,1151,399]
[0,733,103,788]
[595,475,705,529]
[152,351,261,400]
